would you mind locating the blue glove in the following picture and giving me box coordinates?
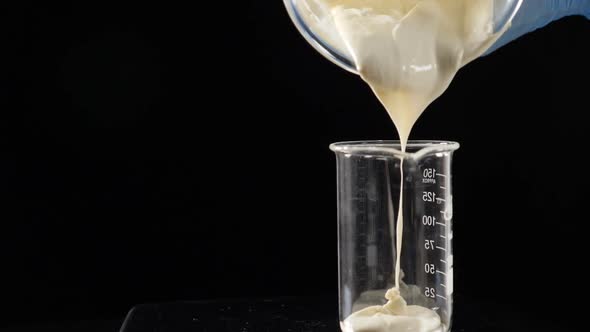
[486,0,590,54]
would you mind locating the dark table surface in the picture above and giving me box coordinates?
[118,295,571,332]
[0,320,122,332]
[0,296,574,331]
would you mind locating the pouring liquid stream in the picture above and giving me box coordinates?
[300,1,508,331]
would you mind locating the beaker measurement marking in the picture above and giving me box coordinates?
[422,191,438,202]
[436,246,446,252]
[440,186,446,190]
[440,235,446,239]
[436,173,446,178]
[425,240,436,250]
[436,294,447,300]
[436,197,445,203]
[440,259,447,264]
[425,264,436,274]
[436,222,447,227]
[422,215,436,226]
[423,168,437,179]
[436,270,447,276]
[440,284,447,288]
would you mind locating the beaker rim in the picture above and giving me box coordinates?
[330,140,459,158]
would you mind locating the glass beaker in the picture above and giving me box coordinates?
[283,0,523,73]
[331,141,459,332]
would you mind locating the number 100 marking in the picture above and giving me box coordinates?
[422,215,436,226]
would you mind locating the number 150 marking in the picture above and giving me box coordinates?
[423,168,436,178]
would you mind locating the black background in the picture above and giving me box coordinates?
[1,1,589,329]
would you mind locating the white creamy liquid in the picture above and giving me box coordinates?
[297,1,506,331]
